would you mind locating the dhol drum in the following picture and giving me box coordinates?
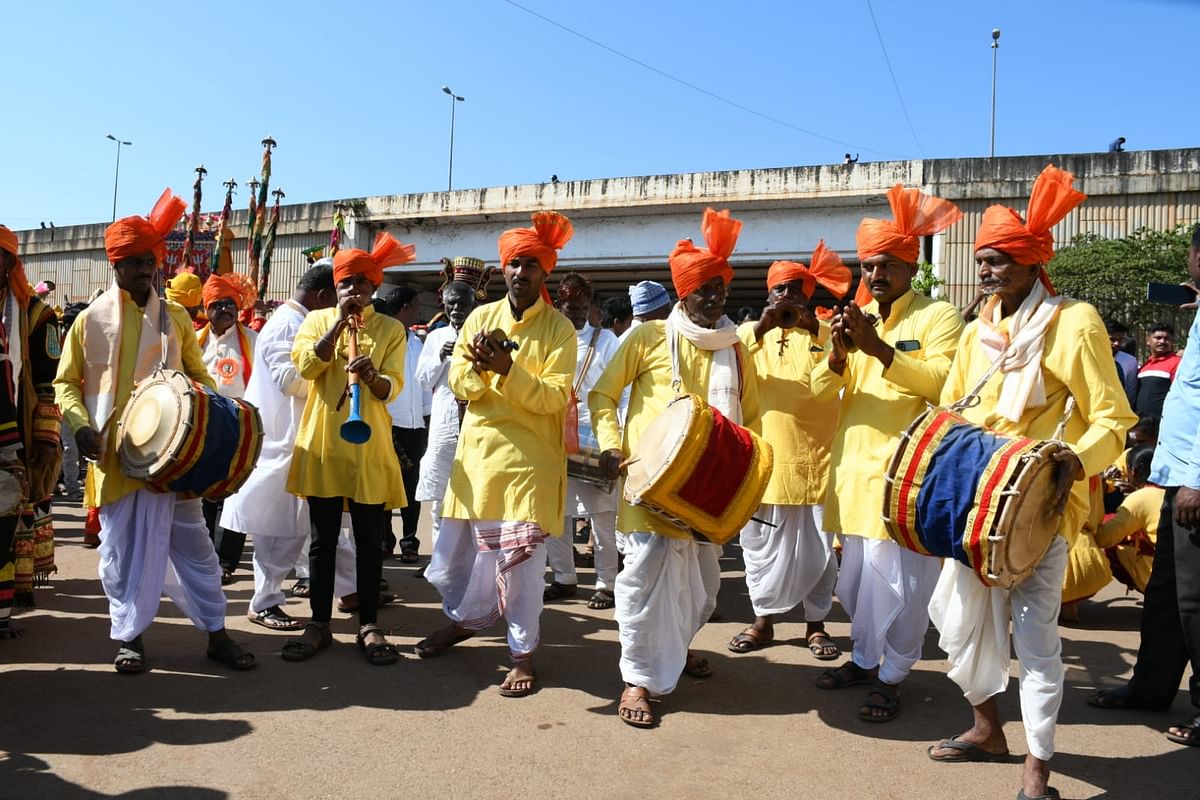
[882,406,1064,588]
[623,394,772,545]
[118,368,264,500]
[568,448,616,494]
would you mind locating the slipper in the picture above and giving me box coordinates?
[415,627,474,659]
[337,592,399,615]
[859,682,900,723]
[357,625,400,666]
[1017,789,1060,800]
[248,606,303,631]
[618,685,657,728]
[498,670,536,697]
[114,637,145,674]
[806,631,841,661]
[543,581,577,602]
[206,638,256,670]
[587,589,615,610]
[1087,686,1162,711]
[1165,712,1200,747]
[927,735,1010,763]
[816,659,875,690]
[281,622,333,662]
[683,652,713,679]
[290,578,310,598]
[728,627,773,654]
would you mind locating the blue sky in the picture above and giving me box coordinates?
[2,0,1195,228]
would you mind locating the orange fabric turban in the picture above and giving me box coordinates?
[332,232,417,287]
[766,240,852,299]
[0,225,32,306]
[973,164,1087,292]
[104,188,188,265]
[497,211,575,275]
[202,272,256,311]
[856,185,962,264]
[669,208,742,299]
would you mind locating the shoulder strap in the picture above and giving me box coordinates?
[572,326,602,397]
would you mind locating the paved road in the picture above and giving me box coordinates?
[1,502,1192,799]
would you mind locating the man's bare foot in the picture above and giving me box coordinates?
[1022,754,1052,798]
[619,684,656,728]
[498,661,536,697]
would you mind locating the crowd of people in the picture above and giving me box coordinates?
[1,161,1198,800]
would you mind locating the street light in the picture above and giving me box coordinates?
[106,133,132,221]
[441,85,465,191]
[989,28,1000,158]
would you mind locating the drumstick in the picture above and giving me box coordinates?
[617,457,640,469]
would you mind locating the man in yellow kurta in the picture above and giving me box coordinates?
[283,232,414,667]
[810,185,964,722]
[590,208,761,728]
[1094,445,1161,594]
[417,212,577,698]
[54,189,255,674]
[728,242,849,661]
[925,166,1134,800]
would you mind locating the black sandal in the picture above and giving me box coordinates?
[207,637,256,670]
[248,606,302,631]
[859,682,900,723]
[114,636,146,674]
[290,578,310,598]
[1166,712,1200,746]
[543,581,577,602]
[281,622,332,662]
[816,659,875,690]
[357,625,399,666]
[587,589,615,610]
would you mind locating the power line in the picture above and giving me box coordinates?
[864,0,924,155]
[500,0,902,159]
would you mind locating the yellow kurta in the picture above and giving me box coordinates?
[939,299,1137,547]
[811,291,964,540]
[54,293,214,507]
[737,321,837,506]
[287,306,407,508]
[1095,484,1163,593]
[589,320,762,540]
[441,296,577,536]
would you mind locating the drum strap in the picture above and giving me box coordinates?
[572,326,602,399]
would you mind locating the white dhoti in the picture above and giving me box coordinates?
[740,503,837,619]
[98,489,228,642]
[426,518,547,660]
[836,535,940,685]
[615,532,721,696]
[929,535,1067,761]
[292,523,358,599]
[546,477,620,590]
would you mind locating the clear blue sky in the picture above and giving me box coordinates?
[2,0,1195,228]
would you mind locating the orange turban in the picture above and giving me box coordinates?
[973,164,1087,292]
[202,272,256,311]
[766,240,852,299]
[669,208,742,299]
[497,211,574,275]
[104,188,188,265]
[856,185,962,264]
[0,225,32,306]
[332,231,417,287]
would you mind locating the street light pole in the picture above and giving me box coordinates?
[442,85,465,191]
[990,29,1000,158]
[106,133,132,221]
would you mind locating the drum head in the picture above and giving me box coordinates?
[991,443,1063,588]
[118,370,195,478]
[624,396,695,501]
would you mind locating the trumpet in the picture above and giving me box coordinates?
[340,313,372,444]
[775,305,802,329]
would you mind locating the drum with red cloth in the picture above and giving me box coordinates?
[623,394,772,545]
[882,406,1064,588]
[117,368,263,500]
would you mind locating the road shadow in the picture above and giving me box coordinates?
[0,753,227,800]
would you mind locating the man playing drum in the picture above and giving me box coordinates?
[53,189,255,673]
[810,185,964,721]
[416,212,577,698]
[544,272,621,610]
[728,242,850,660]
[219,261,336,631]
[591,208,761,728]
[926,165,1134,800]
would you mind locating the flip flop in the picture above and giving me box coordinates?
[927,735,1010,763]
[1165,713,1200,747]
[414,627,475,659]
[1017,789,1060,800]
[498,671,536,697]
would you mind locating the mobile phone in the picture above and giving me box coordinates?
[1146,282,1197,306]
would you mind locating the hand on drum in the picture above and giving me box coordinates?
[467,332,513,376]
[1050,448,1085,515]
[76,427,102,462]
[1174,486,1200,531]
[599,448,625,481]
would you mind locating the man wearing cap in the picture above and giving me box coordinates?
[416,212,577,698]
[54,190,254,672]
[196,272,259,583]
[810,185,964,722]
[927,166,1134,800]
[544,272,621,609]
[729,241,850,660]
[219,261,336,631]
[623,280,672,342]
[283,233,414,666]
[591,208,761,727]
[0,226,62,638]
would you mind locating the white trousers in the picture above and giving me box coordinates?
[929,535,1068,761]
[741,503,838,620]
[291,523,357,598]
[428,499,443,550]
[615,532,721,696]
[425,518,547,660]
[836,535,941,685]
[545,511,619,590]
[98,490,227,642]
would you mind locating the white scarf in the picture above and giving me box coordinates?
[975,281,1064,423]
[665,303,743,424]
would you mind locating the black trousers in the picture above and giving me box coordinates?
[387,426,428,555]
[202,499,246,573]
[1128,488,1200,709]
[307,496,386,625]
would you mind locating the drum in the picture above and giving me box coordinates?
[118,369,264,501]
[567,448,615,494]
[623,394,773,545]
[882,406,1064,588]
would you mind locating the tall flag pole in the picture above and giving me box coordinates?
[247,137,276,286]
[176,165,207,275]
[209,177,237,276]
[259,188,284,300]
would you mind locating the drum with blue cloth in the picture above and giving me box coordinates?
[882,406,1064,588]
[118,368,264,500]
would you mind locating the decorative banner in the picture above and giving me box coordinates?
[209,178,237,276]
[163,216,220,279]
[247,137,276,286]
